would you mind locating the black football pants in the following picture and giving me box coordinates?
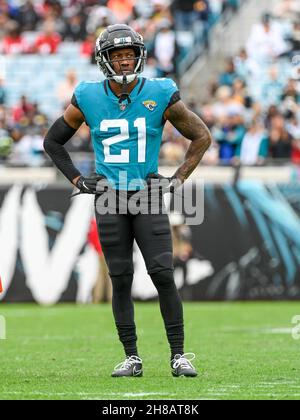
[94,192,184,359]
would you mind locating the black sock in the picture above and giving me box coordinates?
[115,323,138,357]
[111,274,138,357]
[151,269,184,359]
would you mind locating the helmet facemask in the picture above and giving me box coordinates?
[102,47,143,85]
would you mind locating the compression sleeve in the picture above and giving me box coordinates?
[43,116,81,182]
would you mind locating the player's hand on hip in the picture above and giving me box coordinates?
[72,174,109,197]
[146,173,182,194]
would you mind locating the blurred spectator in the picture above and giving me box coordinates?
[133,0,155,19]
[0,10,15,39]
[160,140,186,164]
[153,19,179,77]
[33,20,62,54]
[199,104,220,165]
[63,11,87,41]
[287,114,300,139]
[265,104,279,126]
[261,66,284,108]
[12,95,35,124]
[246,13,288,62]
[9,128,46,167]
[285,21,300,55]
[235,119,268,166]
[41,0,64,21]
[152,0,173,23]
[0,78,6,105]
[160,121,188,164]
[281,78,300,104]
[286,114,300,164]
[17,0,40,31]
[234,48,260,81]
[213,113,246,164]
[201,139,220,165]
[280,78,300,117]
[171,0,198,31]
[268,113,292,159]
[194,0,210,45]
[80,33,96,60]
[213,114,246,164]
[200,103,216,129]
[1,21,29,54]
[212,85,244,120]
[219,58,238,87]
[57,69,78,109]
[86,5,116,34]
[232,79,252,108]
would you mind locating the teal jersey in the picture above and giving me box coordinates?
[73,77,179,190]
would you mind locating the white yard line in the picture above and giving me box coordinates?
[221,327,294,335]
[1,391,177,398]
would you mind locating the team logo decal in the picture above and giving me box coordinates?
[114,37,132,46]
[143,100,157,111]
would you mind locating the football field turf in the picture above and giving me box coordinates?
[0,302,299,400]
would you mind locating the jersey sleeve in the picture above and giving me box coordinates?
[161,78,181,111]
[72,82,84,110]
[72,82,88,124]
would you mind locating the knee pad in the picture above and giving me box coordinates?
[107,258,134,277]
[111,274,133,294]
[148,251,174,274]
[151,269,176,292]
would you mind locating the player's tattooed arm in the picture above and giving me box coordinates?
[164,100,212,183]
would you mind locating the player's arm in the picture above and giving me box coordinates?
[164,100,212,183]
[43,104,84,186]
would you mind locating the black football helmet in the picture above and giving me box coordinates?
[95,24,147,84]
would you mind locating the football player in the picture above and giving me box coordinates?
[44,24,212,377]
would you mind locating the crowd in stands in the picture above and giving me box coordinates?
[0,0,240,167]
[7,0,299,169]
[0,0,241,168]
[161,0,300,166]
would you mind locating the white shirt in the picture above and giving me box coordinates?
[247,23,288,62]
[240,130,264,165]
[154,30,175,70]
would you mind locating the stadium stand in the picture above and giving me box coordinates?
[3,0,298,172]
[0,0,243,164]
[182,0,300,168]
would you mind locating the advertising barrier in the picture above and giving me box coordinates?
[0,182,300,302]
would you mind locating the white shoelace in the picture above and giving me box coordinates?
[172,353,196,370]
[114,355,142,371]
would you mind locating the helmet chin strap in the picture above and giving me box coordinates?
[117,73,134,106]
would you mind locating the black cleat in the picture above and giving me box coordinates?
[111,355,143,377]
[171,353,198,377]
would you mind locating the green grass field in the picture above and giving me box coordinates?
[0,302,299,400]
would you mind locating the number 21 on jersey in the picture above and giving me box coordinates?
[100,118,146,163]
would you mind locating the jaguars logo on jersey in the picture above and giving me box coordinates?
[143,100,157,112]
